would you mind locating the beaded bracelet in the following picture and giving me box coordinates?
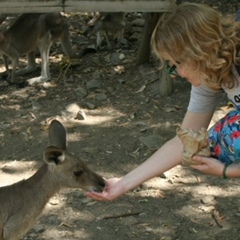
[222,163,231,179]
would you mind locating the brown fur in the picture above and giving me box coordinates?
[0,120,105,240]
[0,13,77,85]
[83,12,127,49]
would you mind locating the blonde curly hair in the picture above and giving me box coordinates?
[151,3,240,90]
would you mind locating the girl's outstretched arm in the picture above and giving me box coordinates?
[85,110,214,201]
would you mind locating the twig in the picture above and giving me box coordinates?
[57,62,68,81]
[101,211,141,220]
[59,222,74,228]
[145,77,159,85]
[211,209,223,228]
[63,62,71,82]
[85,59,107,68]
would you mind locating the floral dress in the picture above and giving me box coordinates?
[208,110,240,163]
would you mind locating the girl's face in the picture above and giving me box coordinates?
[167,60,202,87]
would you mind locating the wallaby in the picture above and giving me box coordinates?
[0,120,105,240]
[83,12,127,49]
[0,13,83,85]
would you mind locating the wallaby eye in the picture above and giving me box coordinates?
[74,170,84,177]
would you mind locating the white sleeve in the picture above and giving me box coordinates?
[187,84,225,113]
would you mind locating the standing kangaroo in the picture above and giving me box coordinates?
[0,120,105,240]
[83,12,127,49]
[0,13,81,85]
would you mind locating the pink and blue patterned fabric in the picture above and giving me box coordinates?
[208,110,240,164]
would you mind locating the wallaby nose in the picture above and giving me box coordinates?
[100,179,105,189]
[94,177,105,192]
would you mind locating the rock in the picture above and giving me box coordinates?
[96,93,107,101]
[75,110,85,120]
[140,135,162,150]
[200,195,215,205]
[86,79,101,90]
[33,224,45,233]
[74,86,88,98]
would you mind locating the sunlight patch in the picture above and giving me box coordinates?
[64,103,125,125]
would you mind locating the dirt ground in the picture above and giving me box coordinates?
[1,11,240,240]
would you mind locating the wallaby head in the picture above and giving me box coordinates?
[45,120,105,192]
[100,12,126,32]
[83,15,102,37]
[83,12,125,37]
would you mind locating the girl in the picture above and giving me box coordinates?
[86,3,240,201]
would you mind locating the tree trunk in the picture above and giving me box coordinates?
[136,12,161,65]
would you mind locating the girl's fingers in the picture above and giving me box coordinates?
[85,191,112,201]
[85,191,103,200]
[192,155,208,163]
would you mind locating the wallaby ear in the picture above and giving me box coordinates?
[44,146,66,165]
[48,120,67,150]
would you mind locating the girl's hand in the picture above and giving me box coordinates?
[85,177,125,201]
[190,155,224,176]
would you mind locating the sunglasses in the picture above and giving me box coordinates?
[165,61,179,76]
